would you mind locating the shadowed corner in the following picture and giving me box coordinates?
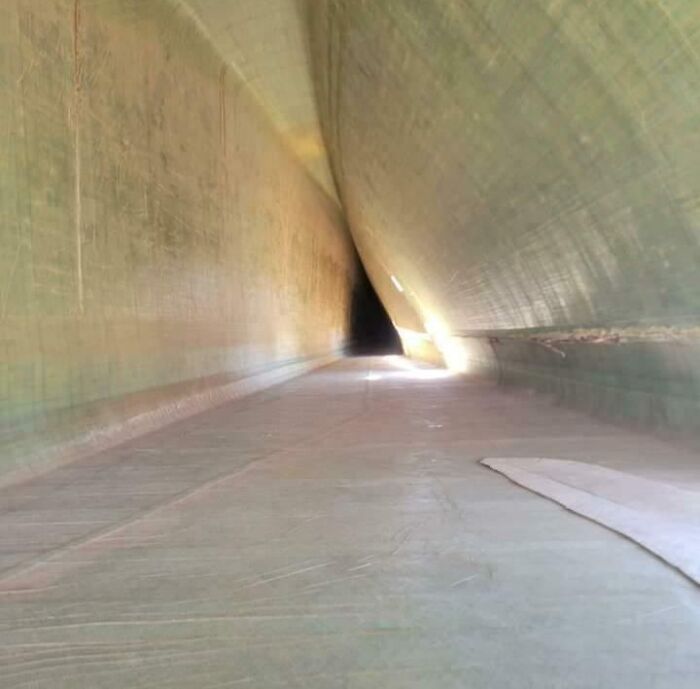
[346,257,403,357]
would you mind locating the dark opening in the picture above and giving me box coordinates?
[347,260,403,355]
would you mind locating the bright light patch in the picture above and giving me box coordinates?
[423,316,449,342]
[440,336,471,373]
[396,326,430,349]
[423,315,471,373]
[384,355,454,380]
[365,372,382,381]
[390,275,405,293]
[386,355,424,371]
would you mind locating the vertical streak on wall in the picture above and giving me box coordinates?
[219,66,227,153]
[0,0,355,483]
[72,0,83,313]
[219,65,228,248]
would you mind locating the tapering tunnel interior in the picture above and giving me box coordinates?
[1,1,700,687]
[346,257,403,356]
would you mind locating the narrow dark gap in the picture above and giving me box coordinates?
[346,259,403,356]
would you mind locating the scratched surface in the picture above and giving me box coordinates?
[306,0,700,428]
[1,358,699,687]
[0,0,354,476]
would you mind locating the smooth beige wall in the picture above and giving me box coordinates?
[0,0,355,479]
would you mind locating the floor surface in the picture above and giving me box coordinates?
[1,357,699,688]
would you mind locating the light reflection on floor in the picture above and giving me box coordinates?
[364,355,456,382]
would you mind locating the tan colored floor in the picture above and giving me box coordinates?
[1,357,699,688]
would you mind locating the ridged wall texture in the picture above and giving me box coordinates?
[307,0,700,431]
[0,0,354,479]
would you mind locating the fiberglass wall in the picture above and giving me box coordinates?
[0,0,354,480]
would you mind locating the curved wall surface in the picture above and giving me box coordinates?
[0,0,354,480]
[307,0,700,430]
[4,0,700,480]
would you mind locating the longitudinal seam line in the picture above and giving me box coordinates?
[0,404,369,588]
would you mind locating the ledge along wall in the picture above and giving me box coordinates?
[0,0,355,483]
[306,0,700,433]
